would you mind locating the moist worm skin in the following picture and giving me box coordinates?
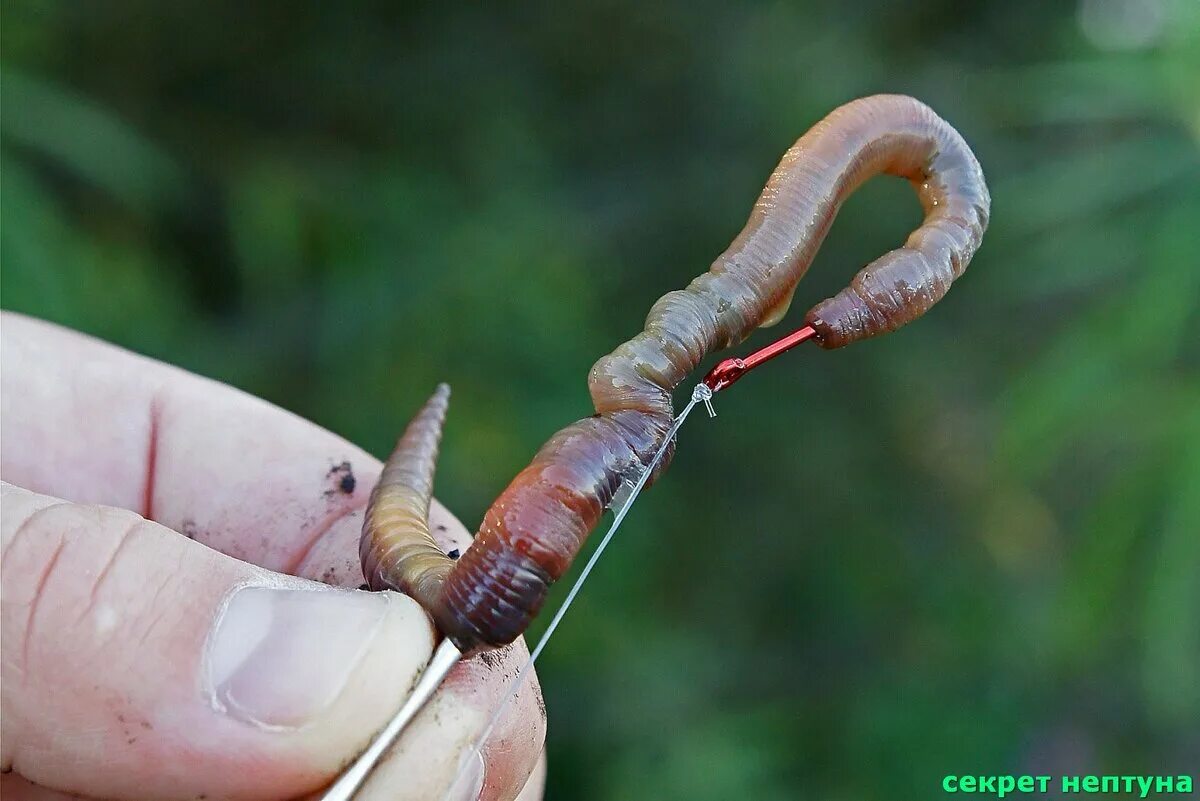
[363,95,990,652]
[361,383,452,608]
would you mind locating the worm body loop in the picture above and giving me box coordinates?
[364,95,990,652]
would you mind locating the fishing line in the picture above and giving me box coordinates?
[446,383,716,794]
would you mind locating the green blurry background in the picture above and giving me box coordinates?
[3,1,1198,797]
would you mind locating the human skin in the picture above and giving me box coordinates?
[0,312,546,801]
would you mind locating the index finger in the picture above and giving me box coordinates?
[0,312,455,583]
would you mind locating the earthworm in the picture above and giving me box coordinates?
[361,94,990,652]
[359,383,451,604]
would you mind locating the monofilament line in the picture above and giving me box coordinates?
[452,383,715,783]
[322,638,462,801]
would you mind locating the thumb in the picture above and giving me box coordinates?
[1,482,435,800]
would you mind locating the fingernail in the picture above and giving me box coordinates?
[205,585,387,727]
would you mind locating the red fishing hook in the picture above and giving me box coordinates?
[702,325,819,393]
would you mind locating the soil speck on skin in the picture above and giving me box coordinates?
[127,737,137,745]
[326,461,356,497]
[476,650,499,668]
[447,548,460,560]
[180,519,199,539]
[534,685,547,721]
[140,721,152,730]
[436,524,447,531]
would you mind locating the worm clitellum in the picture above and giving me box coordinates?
[360,94,991,652]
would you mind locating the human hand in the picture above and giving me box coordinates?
[0,313,547,801]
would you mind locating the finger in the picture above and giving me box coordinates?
[2,758,550,801]
[355,638,547,801]
[2,312,390,578]
[291,489,547,800]
[1,771,89,800]
[514,751,547,801]
[0,664,547,801]
[1,482,437,800]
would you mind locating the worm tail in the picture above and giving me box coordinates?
[360,383,453,606]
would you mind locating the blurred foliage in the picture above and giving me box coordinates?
[3,0,1198,797]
